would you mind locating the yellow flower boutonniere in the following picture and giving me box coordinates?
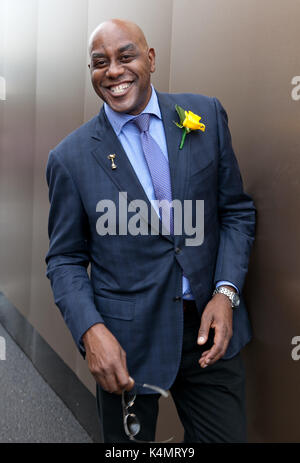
[174,104,205,149]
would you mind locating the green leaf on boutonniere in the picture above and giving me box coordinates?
[175,104,186,124]
[174,121,183,128]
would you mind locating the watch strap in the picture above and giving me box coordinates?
[213,286,239,308]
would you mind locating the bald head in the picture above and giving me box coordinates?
[88,19,149,56]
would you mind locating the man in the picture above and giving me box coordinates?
[46,19,255,443]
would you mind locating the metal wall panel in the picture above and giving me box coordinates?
[0,0,38,315]
[29,0,89,377]
[171,0,300,442]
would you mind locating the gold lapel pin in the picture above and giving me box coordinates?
[107,153,117,170]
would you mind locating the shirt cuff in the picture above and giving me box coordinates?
[216,280,239,294]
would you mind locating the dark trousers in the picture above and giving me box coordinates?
[96,304,247,443]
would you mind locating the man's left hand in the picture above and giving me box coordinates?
[197,289,233,368]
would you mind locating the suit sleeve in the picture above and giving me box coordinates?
[213,98,256,292]
[45,150,104,357]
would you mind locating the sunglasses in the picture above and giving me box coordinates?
[122,382,174,443]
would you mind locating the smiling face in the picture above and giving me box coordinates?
[89,20,155,115]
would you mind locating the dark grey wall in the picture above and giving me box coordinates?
[170,0,300,442]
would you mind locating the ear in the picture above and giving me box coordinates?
[148,48,156,73]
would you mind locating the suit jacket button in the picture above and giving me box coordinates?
[175,247,181,254]
[173,296,181,301]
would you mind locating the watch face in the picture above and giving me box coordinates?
[232,294,240,307]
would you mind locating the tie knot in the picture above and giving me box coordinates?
[133,113,150,133]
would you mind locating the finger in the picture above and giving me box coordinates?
[96,358,129,394]
[198,352,211,368]
[199,346,218,367]
[125,376,135,391]
[199,351,212,368]
[199,349,211,358]
[98,370,120,394]
[110,360,132,394]
[110,371,134,395]
[198,342,219,368]
[197,313,212,345]
[115,372,134,394]
[201,327,229,366]
[116,350,134,392]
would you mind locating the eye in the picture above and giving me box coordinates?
[120,54,134,62]
[93,60,107,68]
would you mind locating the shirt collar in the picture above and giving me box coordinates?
[104,85,161,136]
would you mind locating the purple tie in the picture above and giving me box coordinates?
[133,113,173,234]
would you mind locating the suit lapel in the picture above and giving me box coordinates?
[90,107,173,241]
[91,108,150,205]
[157,92,191,210]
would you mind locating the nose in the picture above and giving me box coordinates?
[106,60,124,79]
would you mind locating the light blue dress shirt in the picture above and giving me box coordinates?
[104,86,238,298]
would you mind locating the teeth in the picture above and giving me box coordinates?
[110,83,131,94]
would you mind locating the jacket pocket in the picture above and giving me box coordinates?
[94,294,135,320]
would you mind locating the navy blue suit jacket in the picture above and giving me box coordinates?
[46,92,256,392]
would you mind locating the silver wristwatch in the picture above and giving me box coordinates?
[212,286,240,309]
